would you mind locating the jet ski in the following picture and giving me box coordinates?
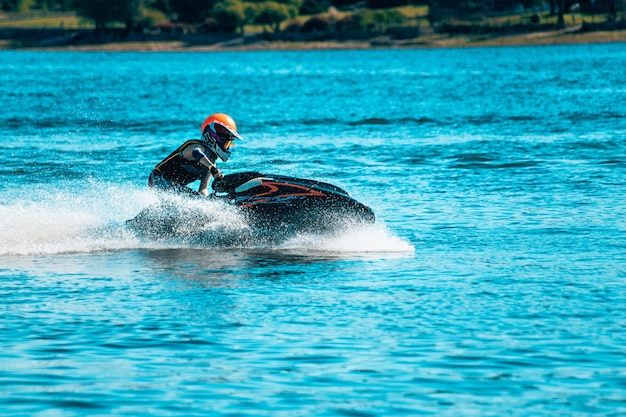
[126,172,375,239]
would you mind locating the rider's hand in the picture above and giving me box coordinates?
[210,166,224,180]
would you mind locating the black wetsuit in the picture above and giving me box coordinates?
[149,140,216,192]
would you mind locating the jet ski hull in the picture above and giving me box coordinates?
[215,172,375,232]
[127,172,375,238]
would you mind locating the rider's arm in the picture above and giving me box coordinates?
[198,173,210,196]
[186,146,214,170]
[182,145,222,195]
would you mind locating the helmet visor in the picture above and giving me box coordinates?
[207,122,236,151]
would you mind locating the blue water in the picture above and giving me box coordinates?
[1,45,626,416]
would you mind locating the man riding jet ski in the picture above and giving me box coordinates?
[129,114,375,238]
[148,113,242,196]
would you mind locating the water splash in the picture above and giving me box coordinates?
[0,183,412,257]
[0,184,150,256]
[278,224,414,254]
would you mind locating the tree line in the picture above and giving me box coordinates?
[1,0,624,33]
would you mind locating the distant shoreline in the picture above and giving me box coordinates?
[2,28,626,52]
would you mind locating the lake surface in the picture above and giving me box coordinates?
[1,45,626,416]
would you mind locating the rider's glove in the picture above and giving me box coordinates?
[210,166,224,180]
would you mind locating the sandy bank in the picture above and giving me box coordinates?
[2,28,626,52]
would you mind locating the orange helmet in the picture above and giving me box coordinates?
[200,113,243,162]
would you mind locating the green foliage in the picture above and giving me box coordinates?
[367,0,409,8]
[17,0,34,13]
[246,0,302,6]
[300,14,330,31]
[138,6,168,26]
[330,0,360,6]
[212,0,248,32]
[72,0,166,29]
[151,0,170,14]
[1,0,70,11]
[276,0,303,7]
[254,1,296,31]
[171,0,217,23]
[72,0,121,29]
[348,8,406,31]
[2,0,623,35]
[299,0,326,15]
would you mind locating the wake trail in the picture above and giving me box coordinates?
[0,183,413,256]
